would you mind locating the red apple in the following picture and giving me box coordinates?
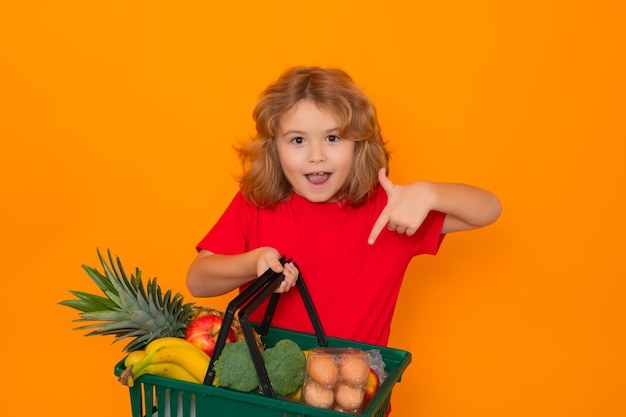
[184,313,235,357]
[363,368,380,406]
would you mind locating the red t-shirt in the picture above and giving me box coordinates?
[196,185,445,346]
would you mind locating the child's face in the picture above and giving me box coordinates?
[275,99,355,203]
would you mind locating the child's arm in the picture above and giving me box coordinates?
[186,247,299,297]
[368,168,502,244]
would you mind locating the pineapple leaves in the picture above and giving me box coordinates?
[59,248,195,352]
[59,290,116,312]
[81,264,117,294]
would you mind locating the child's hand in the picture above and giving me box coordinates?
[277,262,298,293]
[368,168,435,245]
[256,247,299,293]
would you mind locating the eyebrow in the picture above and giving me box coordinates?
[280,127,340,137]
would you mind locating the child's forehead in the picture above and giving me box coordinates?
[286,99,347,121]
[278,100,345,131]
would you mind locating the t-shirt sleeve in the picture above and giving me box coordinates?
[411,209,446,256]
[196,192,252,255]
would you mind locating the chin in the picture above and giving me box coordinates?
[293,186,335,203]
[298,192,336,203]
[308,196,335,203]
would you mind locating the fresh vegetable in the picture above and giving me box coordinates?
[212,339,306,396]
[284,350,311,402]
[263,339,307,396]
[212,340,259,392]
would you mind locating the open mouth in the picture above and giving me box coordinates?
[305,172,331,185]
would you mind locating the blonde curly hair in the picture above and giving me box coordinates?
[236,66,390,208]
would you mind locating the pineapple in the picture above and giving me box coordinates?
[60,248,195,352]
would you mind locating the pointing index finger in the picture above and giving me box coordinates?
[368,208,389,245]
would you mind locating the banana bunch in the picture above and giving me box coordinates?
[118,337,210,387]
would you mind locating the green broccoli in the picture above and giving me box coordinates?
[263,339,307,397]
[212,341,259,392]
[212,339,306,397]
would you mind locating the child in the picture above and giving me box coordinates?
[187,66,501,347]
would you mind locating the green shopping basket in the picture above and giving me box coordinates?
[113,257,412,417]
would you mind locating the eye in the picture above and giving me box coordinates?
[290,136,306,144]
[326,135,341,143]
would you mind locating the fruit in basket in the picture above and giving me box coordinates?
[363,368,380,406]
[189,306,264,353]
[118,337,210,387]
[59,248,263,352]
[124,350,147,368]
[131,362,200,385]
[59,249,196,352]
[184,313,236,357]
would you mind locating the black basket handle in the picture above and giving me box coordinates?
[203,256,328,398]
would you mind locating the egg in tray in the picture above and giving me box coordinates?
[301,348,376,413]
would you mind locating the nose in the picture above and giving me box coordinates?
[308,142,326,163]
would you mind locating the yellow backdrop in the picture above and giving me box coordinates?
[1,1,624,416]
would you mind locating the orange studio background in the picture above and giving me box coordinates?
[1,1,624,417]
